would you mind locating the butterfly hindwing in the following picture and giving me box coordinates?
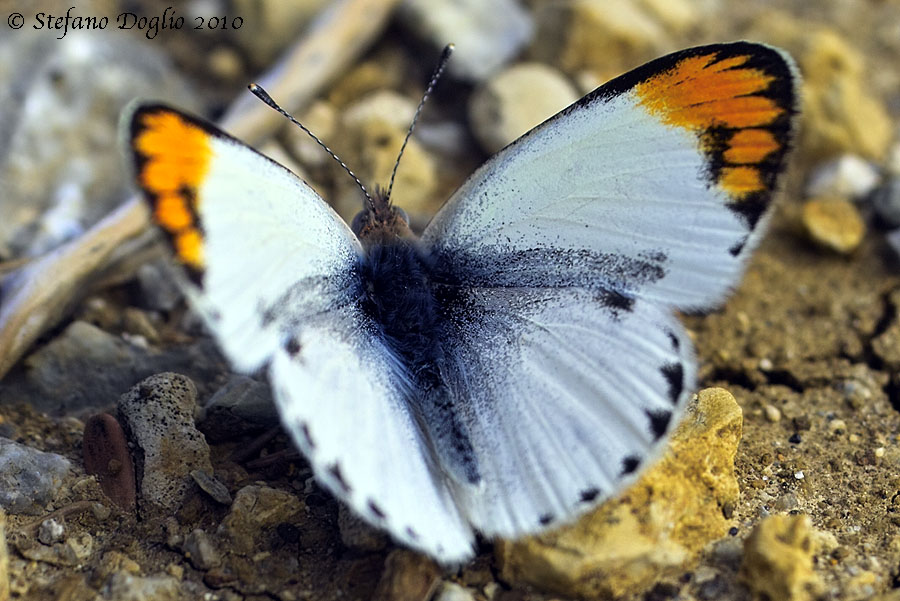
[268,308,473,560]
[434,284,694,536]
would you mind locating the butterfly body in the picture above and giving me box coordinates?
[128,42,799,563]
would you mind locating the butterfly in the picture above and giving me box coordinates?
[127,41,799,562]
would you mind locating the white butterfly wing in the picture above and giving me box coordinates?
[424,42,798,312]
[421,43,798,537]
[129,106,473,561]
[436,286,694,535]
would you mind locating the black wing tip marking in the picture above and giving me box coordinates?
[539,513,555,526]
[583,42,798,240]
[368,499,386,520]
[130,102,236,143]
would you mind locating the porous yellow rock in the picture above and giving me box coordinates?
[497,388,742,599]
[741,514,822,601]
[801,197,865,254]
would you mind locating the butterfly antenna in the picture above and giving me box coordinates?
[249,83,376,212]
[384,43,454,205]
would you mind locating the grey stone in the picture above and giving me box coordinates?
[0,320,225,414]
[135,261,183,313]
[0,438,70,514]
[106,572,181,601]
[117,373,212,514]
[469,62,579,154]
[190,470,232,505]
[398,0,533,82]
[0,32,194,258]
[888,228,900,258]
[338,503,388,552]
[37,518,66,545]
[200,375,278,441]
[182,528,222,570]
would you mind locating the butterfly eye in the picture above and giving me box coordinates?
[351,211,368,235]
[394,207,410,226]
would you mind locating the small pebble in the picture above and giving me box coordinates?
[434,581,476,601]
[828,419,847,434]
[66,533,94,562]
[874,447,885,458]
[774,493,799,511]
[805,154,880,200]
[37,518,66,546]
[764,404,782,423]
[190,470,233,505]
[182,529,222,570]
[758,358,773,371]
[794,471,805,480]
[802,197,865,254]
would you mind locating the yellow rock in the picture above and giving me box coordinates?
[801,197,866,254]
[497,388,742,599]
[799,29,893,161]
[531,0,669,78]
[741,514,822,601]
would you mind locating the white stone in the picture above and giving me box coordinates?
[805,154,880,200]
[398,0,533,82]
[469,62,579,154]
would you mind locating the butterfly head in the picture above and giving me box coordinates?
[351,189,413,246]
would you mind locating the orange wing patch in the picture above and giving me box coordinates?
[131,108,212,276]
[634,50,789,200]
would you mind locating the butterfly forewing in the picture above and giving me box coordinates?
[424,42,798,312]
